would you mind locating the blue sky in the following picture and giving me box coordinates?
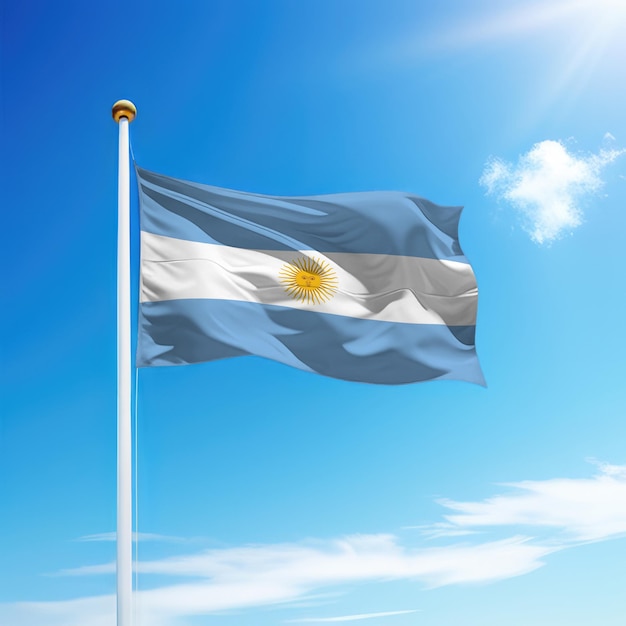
[1,0,625,624]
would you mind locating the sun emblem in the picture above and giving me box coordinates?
[279,256,338,304]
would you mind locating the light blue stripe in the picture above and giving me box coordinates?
[137,300,484,386]
[136,167,467,262]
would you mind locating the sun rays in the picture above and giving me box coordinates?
[279,257,338,305]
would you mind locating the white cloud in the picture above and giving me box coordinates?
[4,535,556,626]
[286,609,420,622]
[480,139,624,243]
[0,596,115,626]
[3,463,624,626]
[439,463,626,541]
[60,533,553,588]
[6,536,553,626]
[77,532,188,543]
[404,522,480,539]
[55,562,115,576]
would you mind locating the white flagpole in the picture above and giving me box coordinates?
[112,99,137,626]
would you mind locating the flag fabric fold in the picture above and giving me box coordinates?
[135,166,483,385]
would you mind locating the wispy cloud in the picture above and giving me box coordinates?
[286,609,420,622]
[60,533,554,586]
[431,462,626,542]
[0,596,116,626]
[405,523,481,539]
[3,463,624,626]
[22,535,551,625]
[77,532,188,543]
[480,139,624,243]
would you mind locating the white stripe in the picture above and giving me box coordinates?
[141,232,477,326]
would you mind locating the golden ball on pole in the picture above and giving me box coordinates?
[112,99,137,123]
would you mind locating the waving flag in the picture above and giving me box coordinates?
[136,167,483,385]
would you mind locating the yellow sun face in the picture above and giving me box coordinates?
[279,256,338,304]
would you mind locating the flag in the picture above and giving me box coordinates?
[135,167,484,385]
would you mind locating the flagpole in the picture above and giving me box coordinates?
[112,99,136,626]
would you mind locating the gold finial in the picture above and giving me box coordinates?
[112,100,137,123]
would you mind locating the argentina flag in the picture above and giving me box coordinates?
[136,167,484,385]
